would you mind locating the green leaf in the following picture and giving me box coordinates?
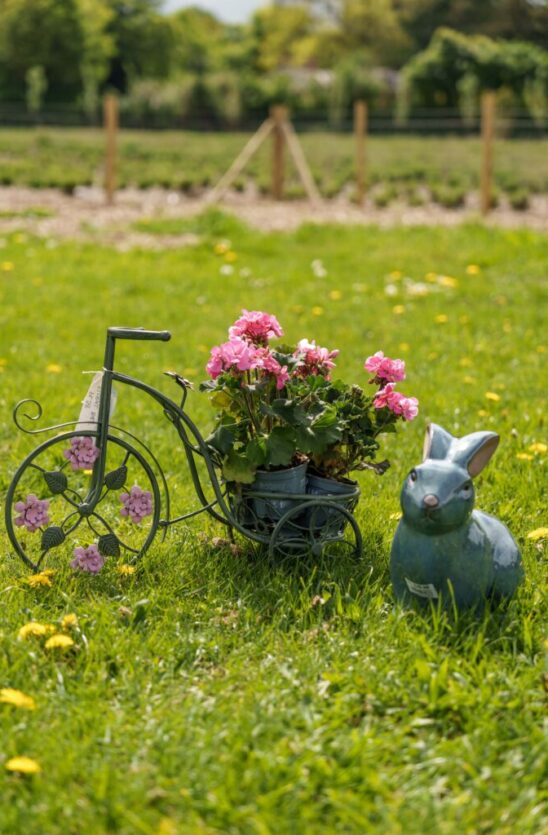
[41,526,65,551]
[43,470,67,495]
[104,465,128,490]
[245,437,267,467]
[206,424,235,455]
[265,427,297,467]
[98,533,120,557]
[261,399,308,426]
[222,449,256,484]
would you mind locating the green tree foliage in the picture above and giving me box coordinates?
[251,5,316,72]
[402,27,548,112]
[0,0,85,101]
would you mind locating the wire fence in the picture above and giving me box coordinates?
[0,103,545,137]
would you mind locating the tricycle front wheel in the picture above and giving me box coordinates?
[5,430,161,572]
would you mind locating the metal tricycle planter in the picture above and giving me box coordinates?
[5,327,364,571]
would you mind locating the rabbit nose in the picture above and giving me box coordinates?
[423,494,439,508]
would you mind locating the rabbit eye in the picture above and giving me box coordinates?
[461,482,473,493]
[409,470,417,483]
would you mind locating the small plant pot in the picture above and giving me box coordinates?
[245,462,308,523]
[306,472,359,531]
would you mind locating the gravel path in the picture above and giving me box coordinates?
[0,186,545,249]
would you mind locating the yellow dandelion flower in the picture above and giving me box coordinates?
[224,251,237,263]
[117,565,136,576]
[44,634,74,650]
[61,614,78,630]
[389,512,402,521]
[26,572,52,588]
[0,358,7,366]
[477,409,490,417]
[214,242,228,255]
[1,261,14,271]
[329,290,342,301]
[463,375,476,384]
[437,275,459,288]
[503,322,512,333]
[425,272,438,283]
[0,689,36,710]
[466,264,481,275]
[46,364,62,374]
[14,233,26,243]
[527,527,548,541]
[459,357,472,367]
[399,342,410,352]
[485,392,501,402]
[428,351,438,360]
[529,442,547,454]
[434,314,448,324]
[18,621,53,640]
[5,756,41,775]
[536,345,545,353]
[312,306,324,316]
[516,453,533,461]
[83,469,93,475]
[392,305,405,315]
[389,270,402,280]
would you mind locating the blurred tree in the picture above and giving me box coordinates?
[0,0,85,101]
[251,5,316,71]
[103,0,174,91]
[25,65,48,113]
[77,0,115,116]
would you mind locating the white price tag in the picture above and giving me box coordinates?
[76,372,117,432]
[405,577,439,599]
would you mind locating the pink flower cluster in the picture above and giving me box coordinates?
[374,382,419,421]
[63,437,101,471]
[365,351,406,383]
[14,494,50,533]
[293,339,339,379]
[71,543,104,574]
[206,328,289,390]
[120,485,153,524]
[229,309,283,346]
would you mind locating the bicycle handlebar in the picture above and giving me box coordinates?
[107,327,171,342]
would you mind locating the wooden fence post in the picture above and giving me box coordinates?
[104,93,119,205]
[354,99,368,204]
[271,105,287,200]
[480,90,496,215]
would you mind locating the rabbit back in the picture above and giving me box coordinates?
[473,510,523,599]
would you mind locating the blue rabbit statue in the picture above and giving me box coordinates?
[390,423,523,609]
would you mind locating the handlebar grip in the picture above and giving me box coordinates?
[108,327,171,342]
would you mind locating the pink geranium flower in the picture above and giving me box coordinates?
[120,485,153,524]
[14,494,50,533]
[71,544,104,574]
[365,351,406,383]
[63,437,101,471]
[374,384,419,421]
[229,310,283,346]
[293,339,339,379]
[255,348,290,390]
[206,337,258,379]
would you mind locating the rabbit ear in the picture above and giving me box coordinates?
[423,423,454,461]
[450,431,500,477]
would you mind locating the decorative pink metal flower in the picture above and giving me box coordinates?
[228,310,283,345]
[365,351,406,383]
[293,339,339,378]
[71,544,104,574]
[63,437,101,471]
[14,494,50,533]
[120,485,153,524]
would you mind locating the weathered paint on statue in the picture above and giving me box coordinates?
[391,423,523,609]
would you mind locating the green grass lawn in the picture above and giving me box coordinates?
[0,128,547,205]
[0,213,546,833]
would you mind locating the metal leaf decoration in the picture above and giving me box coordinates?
[98,533,120,557]
[43,470,68,495]
[104,465,128,491]
[41,526,65,551]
